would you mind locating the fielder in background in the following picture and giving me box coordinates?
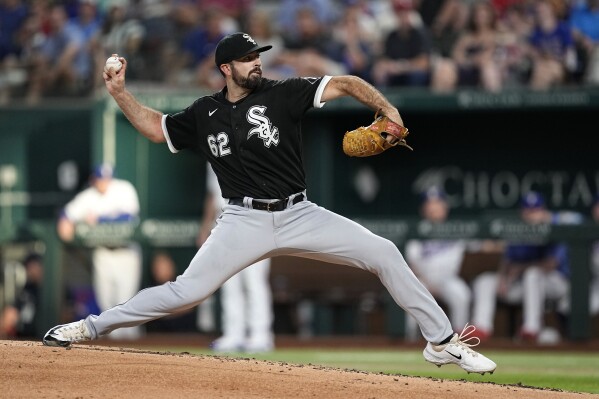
[404,187,470,340]
[470,191,572,344]
[198,163,275,353]
[0,253,44,339]
[56,163,143,340]
[558,194,599,324]
[43,32,496,375]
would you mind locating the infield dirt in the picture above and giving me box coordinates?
[2,340,596,398]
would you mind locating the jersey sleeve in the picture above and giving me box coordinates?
[163,102,200,153]
[283,76,332,120]
[63,190,92,222]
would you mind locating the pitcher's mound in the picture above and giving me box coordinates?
[0,340,589,399]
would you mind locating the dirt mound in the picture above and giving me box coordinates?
[0,340,591,399]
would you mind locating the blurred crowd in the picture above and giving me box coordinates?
[1,0,599,104]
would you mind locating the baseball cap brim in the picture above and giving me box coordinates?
[219,44,272,66]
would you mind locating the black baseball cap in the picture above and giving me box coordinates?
[214,32,272,67]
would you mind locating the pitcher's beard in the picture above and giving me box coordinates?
[232,67,262,90]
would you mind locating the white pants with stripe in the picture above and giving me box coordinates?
[92,244,142,339]
[471,266,569,334]
[218,258,273,347]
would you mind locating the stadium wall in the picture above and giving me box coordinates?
[1,87,598,338]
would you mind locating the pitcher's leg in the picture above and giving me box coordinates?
[85,210,274,338]
[276,203,453,344]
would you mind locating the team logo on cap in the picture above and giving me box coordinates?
[243,34,257,45]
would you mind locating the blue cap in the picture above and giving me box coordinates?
[593,193,599,206]
[92,163,114,179]
[521,191,545,209]
[419,186,446,203]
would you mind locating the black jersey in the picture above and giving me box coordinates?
[164,76,331,199]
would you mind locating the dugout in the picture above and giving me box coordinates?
[1,86,598,341]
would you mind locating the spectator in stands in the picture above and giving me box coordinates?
[431,1,503,92]
[171,0,201,44]
[0,0,28,60]
[242,9,291,80]
[134,0,176,81]
[470,191,571,343]
[569,0,599,85]
[71,0,102,40]
[528,0,577,90]
[171,5,227,89]
[494,3,535,89]
[70,0,103,91]
[372,0,432,88]
[98,0,145,81]
[0,253,44,339]
[276,0,340,41]
[0,0,29,103]
[416,0,467,58]
[404,187,471,339]
[199,0,254,32]
[275,6,348,77]
[331,0,380,82]
[26,3,94,103]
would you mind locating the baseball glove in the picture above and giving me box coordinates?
[342,110,411,157]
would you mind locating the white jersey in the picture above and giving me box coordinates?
[64,179,140,222]
[63,177,142,340]
[405,240,467,281]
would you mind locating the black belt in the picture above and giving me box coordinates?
[228,193,305,212]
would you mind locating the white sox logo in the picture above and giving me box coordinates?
[243,33,256,45]
[247,105,279,147]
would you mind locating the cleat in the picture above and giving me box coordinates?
[43,320,91,348]
[423,323,497,375]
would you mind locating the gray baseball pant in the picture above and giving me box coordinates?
[85,199,454,343]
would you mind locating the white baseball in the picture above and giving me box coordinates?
[105,54,122,72]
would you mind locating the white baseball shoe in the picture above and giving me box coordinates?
[423,324,497,375]
[210,336,244,353]
[43,320,91,348]
[244,337,274,354]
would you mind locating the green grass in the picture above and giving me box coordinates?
[150,346,599,394]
